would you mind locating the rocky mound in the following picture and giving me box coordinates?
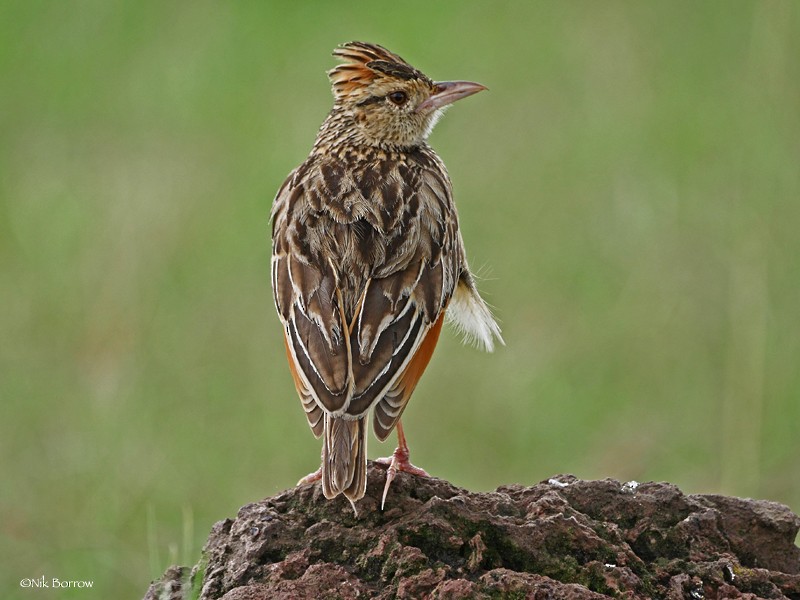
[145,462,800,599]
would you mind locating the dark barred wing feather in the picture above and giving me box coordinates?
[271,147,459,439]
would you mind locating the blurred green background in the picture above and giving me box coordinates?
[2,1,799,597]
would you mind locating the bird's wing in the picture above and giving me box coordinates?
[272,170,353,436]
[271,152,459,438]
[345,255,449,425]
[345,159,459,439]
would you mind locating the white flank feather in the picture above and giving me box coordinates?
[446,280,504,352]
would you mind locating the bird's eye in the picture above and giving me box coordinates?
[387,91,408,106]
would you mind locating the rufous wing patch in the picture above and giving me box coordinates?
[372,310,445,441]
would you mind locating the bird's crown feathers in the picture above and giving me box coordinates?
[328,42,432,102]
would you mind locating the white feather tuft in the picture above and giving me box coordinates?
[446,280,504,352]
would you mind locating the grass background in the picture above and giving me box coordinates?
[2,1,799,597]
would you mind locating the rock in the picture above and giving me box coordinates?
[144,462,800,599]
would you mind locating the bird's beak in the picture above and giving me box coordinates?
[416,80,488,114]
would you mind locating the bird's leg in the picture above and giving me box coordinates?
[375,420,430,509]
[297,467,322,486]
[297,447,324,486]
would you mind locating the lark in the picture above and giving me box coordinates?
[270,42,502,511]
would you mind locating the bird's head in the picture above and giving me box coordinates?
[327,42,486,149]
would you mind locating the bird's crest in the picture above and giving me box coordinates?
[328,42,431,102]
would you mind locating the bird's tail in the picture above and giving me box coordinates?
[322,414,367,506]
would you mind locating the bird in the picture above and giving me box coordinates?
[270,41,502,512]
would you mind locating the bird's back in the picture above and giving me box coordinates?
[274,134,461,331]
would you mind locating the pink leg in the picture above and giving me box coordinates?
[375,420,430,509]
[297,446,324,486]
[297,466,322,486]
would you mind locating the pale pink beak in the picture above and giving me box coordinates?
[416,80,488,113]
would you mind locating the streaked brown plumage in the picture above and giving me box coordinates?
[270,42,502,510]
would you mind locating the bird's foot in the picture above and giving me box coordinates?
[375,447,430,510]
[297,467,322,486]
